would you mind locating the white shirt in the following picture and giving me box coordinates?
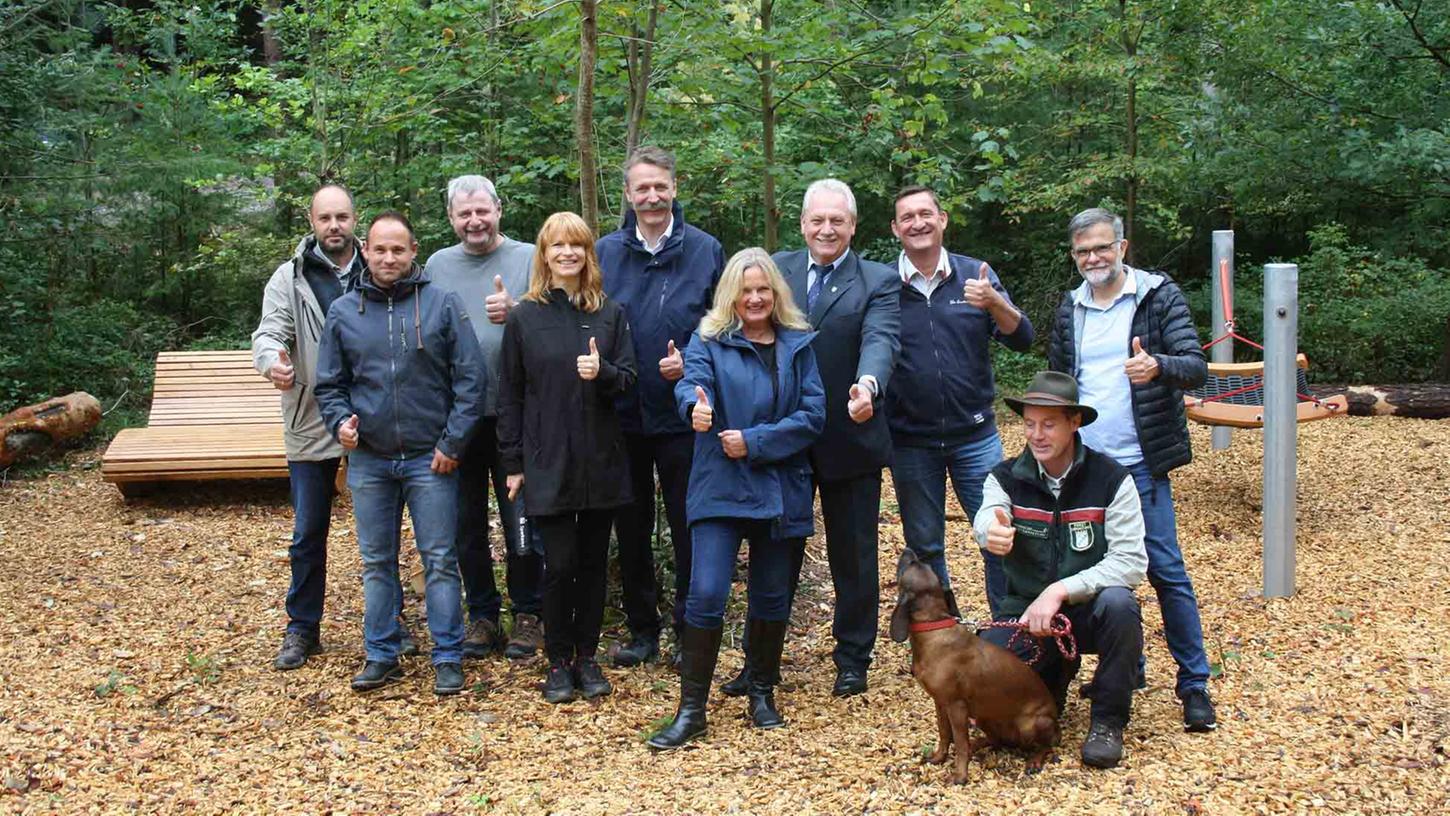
[898,248,951,298]
[635,215,675,255]
[806,248,851,293]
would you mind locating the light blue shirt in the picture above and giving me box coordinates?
[806,248,851,293]
[1073,273,1144,466]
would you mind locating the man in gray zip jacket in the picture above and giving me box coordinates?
[251,184,403,670]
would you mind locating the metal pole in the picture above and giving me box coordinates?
[1262,263,1298,597]
[1210,231,1235,450]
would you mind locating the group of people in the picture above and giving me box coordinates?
[251,145,1217,770]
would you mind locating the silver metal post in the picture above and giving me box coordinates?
[1210,231,1234,450]
[1262,263,1297,597]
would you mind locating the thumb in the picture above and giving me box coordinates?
[695,385,709,407]
[849,383,864,400]
[345,414,359,428]
[493,274,505,293]
[278,349,292,366]
[589,336,599,357]
[979,262,990,282]
[1132,336,1145,356]
[995,507,1012,526]
[667,339,677,355]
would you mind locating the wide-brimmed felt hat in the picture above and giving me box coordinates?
[1003,371,1098,426]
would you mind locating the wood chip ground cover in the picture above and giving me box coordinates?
[1,418,1446,814]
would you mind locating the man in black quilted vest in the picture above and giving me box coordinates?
[1047,207,1216,735]
[973,371,1147,769]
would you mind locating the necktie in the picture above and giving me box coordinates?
[807,263,829,311]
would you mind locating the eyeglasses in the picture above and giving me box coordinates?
[1071,241,1120,261]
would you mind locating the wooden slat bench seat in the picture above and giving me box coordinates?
[102,350,289,496]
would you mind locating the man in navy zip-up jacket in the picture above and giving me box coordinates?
[596,146,725,667]
[886,185,1034,620]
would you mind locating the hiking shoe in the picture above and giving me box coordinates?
[350,661,404,692]
[1081,721,1125,769]
[273,631,321,671]
[399,622,420,657]
[1182,688,1218,732]
[573,658,613,699]
[462,618,504,659]
[543,660,576,704]
[504,613,542,659]
[434,662,466,696]
[612,633,659,667]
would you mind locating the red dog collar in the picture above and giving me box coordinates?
[908,617,958,633]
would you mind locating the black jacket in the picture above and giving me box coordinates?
[497,289,638,516]
[772,249,901,481]
[1047,266,1206,477]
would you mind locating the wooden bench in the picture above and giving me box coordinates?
[102,351,288,495]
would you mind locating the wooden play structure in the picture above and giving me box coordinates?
[101,350,287,496]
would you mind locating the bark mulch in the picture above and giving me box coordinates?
[1,417,1446,814]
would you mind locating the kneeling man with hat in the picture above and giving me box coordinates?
[973,370,1148,769]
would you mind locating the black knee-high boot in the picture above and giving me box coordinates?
[745,617,788,729]
[647,624,722,750]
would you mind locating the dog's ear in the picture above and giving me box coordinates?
[888,594,911,643]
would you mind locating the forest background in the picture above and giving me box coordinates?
[3,0,1449,432]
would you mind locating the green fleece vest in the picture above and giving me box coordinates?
[990,439,1130,617]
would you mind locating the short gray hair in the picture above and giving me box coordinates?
[1067,207,1123,241]
[446,175,500,212]
[623,146,676,186]
[802,178,857,218]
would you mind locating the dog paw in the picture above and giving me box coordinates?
[926,750,949,765]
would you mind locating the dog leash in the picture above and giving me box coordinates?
[973,614,1079,667]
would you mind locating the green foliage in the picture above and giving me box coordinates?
[95,669,139,698]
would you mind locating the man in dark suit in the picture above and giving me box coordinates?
[772,178,901,696]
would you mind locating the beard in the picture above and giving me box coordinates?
[1080,260,1122,288]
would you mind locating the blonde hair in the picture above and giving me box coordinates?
[698,247,810,339]
[525,212,606,313]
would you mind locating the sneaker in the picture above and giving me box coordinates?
[434,662,466,696]
[350,660,404,692]
[612,633,659,668]
[462,618,504,659]
[399,622,420,657]
[543,659,576,704]
[573,657,612,699]
[273,631,321,671]
[1080,721,1125,769]
[504,613,542,659]
[1182,688,1218,732]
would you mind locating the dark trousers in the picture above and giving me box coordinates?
[456,418,543,622]
[788,472,882,672]
[284,458,341,636]
[536,509,614,663]
[980,586,1144,728]
[613,432,693,639]
[684,519,799,628]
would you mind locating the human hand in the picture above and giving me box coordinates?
[718,429,747,459]
[338,414,360,449]
[577,336,600,380]
[659,339,684,381]
[430,448,458,474]
[962,261,1000,310]
[506,473,524,501]
[691,386,713,432]
[985,507,1015,556]
[485,274,513,324]
[847,381,874,423]
[1021,584,1067,637]
[269,349,295,391]
[1124,336,1160,384]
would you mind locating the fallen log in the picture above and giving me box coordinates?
[1308,384,1450,419]
[0,392,103,468]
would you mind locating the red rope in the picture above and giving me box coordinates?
[976,615,1078,666]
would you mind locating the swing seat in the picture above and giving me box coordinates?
[1184,354,1348,428]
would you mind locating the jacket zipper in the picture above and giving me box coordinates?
[925,286,946,447]
[289,385,307,430]
[388,297,404,457]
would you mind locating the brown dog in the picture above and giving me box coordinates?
[889,549,1058,782]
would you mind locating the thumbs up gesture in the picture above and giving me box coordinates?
[485,274,513,324]
[985,506,1015,556]
[577,336,601,380]
[962,261,1000,310]
[269,349,296,391]
[659,338,684,381]
[1124,335,1160,384]
[691,386,714,431]
[338,414,360,449]
[847,381,874,423]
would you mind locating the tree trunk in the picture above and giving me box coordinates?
[0,392,102,468]
[1120,1,1138,251]
[1309,383,1450,418]
[576,0,600,233]
[625,2,659,158]
[760,0,778,251]
[260,1,283,66]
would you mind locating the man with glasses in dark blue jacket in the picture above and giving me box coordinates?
[597,146,725,667]
[886,185,1034,621]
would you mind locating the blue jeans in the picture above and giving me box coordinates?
[891,431,1005,617]
[284,459,339,637]
[685,519,799,629]
[1127,461,1210,696]
[348,449,465,665]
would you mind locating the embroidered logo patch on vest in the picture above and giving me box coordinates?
[1068,520,1096,552]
